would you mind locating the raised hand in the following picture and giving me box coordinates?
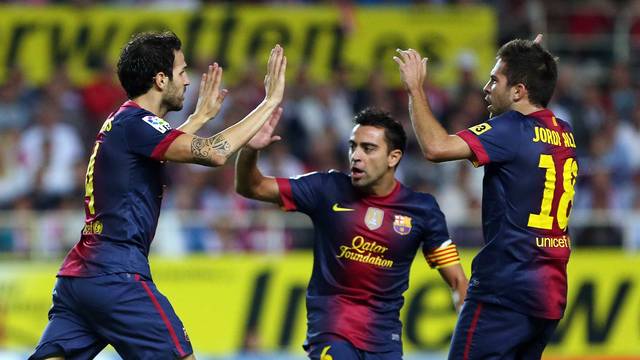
[263,45,287,106]
[247,107,283,150]
[394,48,427,95]
[191,63,228,122]
[533,33,543,44]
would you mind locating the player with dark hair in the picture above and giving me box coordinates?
[30,31,287,360]
[395,35,578,359]
[235,107,468,359]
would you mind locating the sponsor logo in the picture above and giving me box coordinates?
[332,203,355,212]
[469,122,492,135]
[364,207,384,230]
[183,327,190,342]
[142,115,172,133]
[393,215,412,235]
[536,235,571,248]
[337,235,393,268]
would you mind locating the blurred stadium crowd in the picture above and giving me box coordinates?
[1,0,639,256]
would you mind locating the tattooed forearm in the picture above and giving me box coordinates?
[211,134,231,155]
[191,135,231,166]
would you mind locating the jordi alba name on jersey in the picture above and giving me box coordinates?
[59,101,183,279]
[457,109,578,319]
[276,172,451,353]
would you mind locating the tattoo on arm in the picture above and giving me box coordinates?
[191,135,231,166]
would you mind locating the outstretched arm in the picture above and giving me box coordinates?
[394,49,472,162]
[164,45,287,166]
[438,264,468,312]
[235,108,283,204]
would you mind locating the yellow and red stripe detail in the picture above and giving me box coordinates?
[426,244,461,269]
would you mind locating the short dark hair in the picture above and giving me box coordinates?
[117,31,182,99]
[496,39,558,107]
[354,108,406,154]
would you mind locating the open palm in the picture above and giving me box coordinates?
[247,107,282,150]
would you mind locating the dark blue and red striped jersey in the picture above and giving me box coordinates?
[277,172,457,353]
[456,109,578,319]
[58,101,183,279]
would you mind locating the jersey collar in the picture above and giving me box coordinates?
[363,180,402,202]
[528,108,559,129]
[121,100,142,109]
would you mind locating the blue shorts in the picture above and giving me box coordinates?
[306,335,402,360]
[448,299,559,360]
[30,273,192,360]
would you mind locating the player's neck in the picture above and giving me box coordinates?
[363,175,397,197]
[511,100,544,116]
[132,93,168,118]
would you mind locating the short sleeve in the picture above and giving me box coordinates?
[125,113,183,160]
[276,172,325,214]
[420,195,451,252]
[456,112,522,166]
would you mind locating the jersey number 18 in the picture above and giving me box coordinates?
[528,154,578,231]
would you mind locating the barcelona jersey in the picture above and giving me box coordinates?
[456,109,578,319]
[59,101,183,279]
[277,172,458,353]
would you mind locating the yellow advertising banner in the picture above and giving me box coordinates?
[0,5,496,86]
[0,250,638,357]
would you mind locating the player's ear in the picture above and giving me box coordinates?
[388,149,402,168]
[154,72,168,90]
[511,83,527,102]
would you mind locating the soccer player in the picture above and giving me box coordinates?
[30,31,286,360]
[394,35,578,359]
[235,108,468,359]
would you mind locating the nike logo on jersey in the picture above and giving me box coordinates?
[332,203,355,212]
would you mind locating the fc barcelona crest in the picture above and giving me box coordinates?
[393,215,412,235]
[364,207,384,230]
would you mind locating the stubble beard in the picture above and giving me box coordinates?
[163,81,185,112]
[164,91,184,112]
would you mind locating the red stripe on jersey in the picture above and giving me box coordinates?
[121,100,141,108]
[150,129,184,161]
[456,130,490,166]
[115,100,142,117]
[136,275,187,357]
[276,178,297,211]
[464,302,484,360]
[529,109,559,129]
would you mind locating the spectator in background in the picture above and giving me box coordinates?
[609,62,635,122]
[40,67,84,129]
[616,104,640,174]
[548,62,579,127]
[19,98,84,210]
[0,68,32,130]
[257,141,305,178]
[354,70,393,113]
[581,83,608,139]
[293,80,354,146]
[81,58,127,134]
[0,128,30,207]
